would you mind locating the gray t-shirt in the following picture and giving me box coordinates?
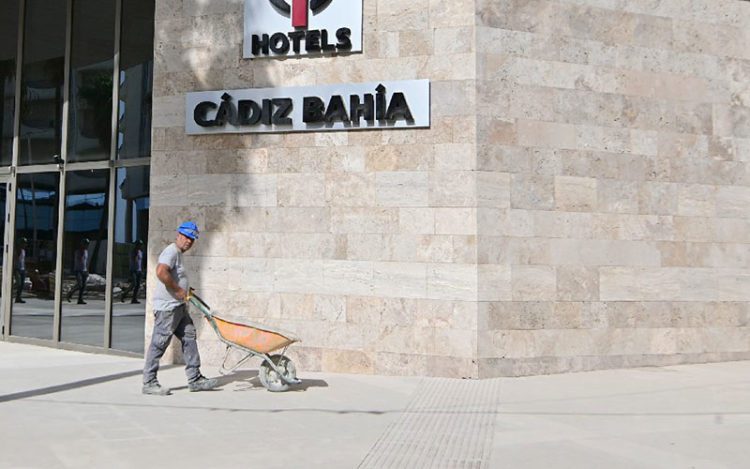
[152,243,188,311]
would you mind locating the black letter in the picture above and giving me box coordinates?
[385,92,414,122]
[289,31,305,54]
[262,99,273,126]
[270,32,290,54]
[376,84,387,120]
[194,101,218,127]
[303,97,325,123]
[336,28,352,50]
[306,30,321,52]
[324,95,349,123]
[272,98,293,126]
[320,29,336,52]
[350,94,374,123]
[238,100,262,125]
[214,93,235,126]
[252,34,270,55]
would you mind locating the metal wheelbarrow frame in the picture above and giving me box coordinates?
[186,289,302,392]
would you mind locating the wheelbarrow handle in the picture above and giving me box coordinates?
[186,288,212,316]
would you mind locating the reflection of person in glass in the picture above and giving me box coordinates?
[14,238,28,304]
[121,239,144,304]
[67,238,90,305]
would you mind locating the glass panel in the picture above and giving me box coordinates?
[11,173,60,340]
[60,169,109,346]
[67,0,116,162]
[112,166,149,353]
[0,0,19,166]
[117,0,154,160]
[18,0,66,166]
[0,182,6,320]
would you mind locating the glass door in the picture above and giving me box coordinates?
[111,166,149,352]
[60,169,110,346]
[11,172,60,340]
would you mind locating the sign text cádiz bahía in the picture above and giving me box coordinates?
[185,80,430,135]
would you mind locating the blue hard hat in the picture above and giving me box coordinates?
[177,221,200,240]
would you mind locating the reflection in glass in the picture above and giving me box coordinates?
[112,166,149,353]
[118,0,154,160]
[67,0,116,162]
[0,0,19,166]
[18,0,66,166]
[60,169,109,346]
[11,173,60,340]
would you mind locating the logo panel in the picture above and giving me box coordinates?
[186,80,431,135]
[244,0,363,59]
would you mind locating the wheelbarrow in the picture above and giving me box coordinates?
[186,288,302,392]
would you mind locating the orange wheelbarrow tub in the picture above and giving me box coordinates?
[186,289,302,392]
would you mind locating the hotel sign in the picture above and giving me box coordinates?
[186,80,430,135]
[244,0,363,59]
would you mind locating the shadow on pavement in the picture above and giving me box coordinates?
[0,368,145,404]
[169,369,328,393]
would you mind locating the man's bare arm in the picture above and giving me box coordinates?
[156,263,186,300]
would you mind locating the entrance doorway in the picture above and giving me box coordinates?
[1,0,154,356]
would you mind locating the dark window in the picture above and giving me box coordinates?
[11,172,60,340]
[112,166,149,352]
[18,0,67,166]
[118,0,154,160]
[67,0,116,162]
[0,0,19,166]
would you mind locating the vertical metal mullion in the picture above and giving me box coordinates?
[1,180,11,338]
[11,0,24,169]
[104,0,123,348]
[53,0,74,343]
[4,0,27,339]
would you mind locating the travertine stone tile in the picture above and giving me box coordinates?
[435,208,476,235]
[375,172,429,207]
[478,264,512,302]
[427,264,477,301]
[511,174,555,210]
[512,266,557,301]
[430,171,477,207]
[555,175,598,211]
[277,174,325,207]
[556,266,600,301]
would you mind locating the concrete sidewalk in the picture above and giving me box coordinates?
[0,342,748,469]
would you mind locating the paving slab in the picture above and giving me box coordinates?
[0,342,748,468]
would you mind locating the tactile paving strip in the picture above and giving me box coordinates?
[358,378,501,469]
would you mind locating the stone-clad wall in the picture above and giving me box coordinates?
[476,0,750,376]
[149,0,482,377]
[150,0,750,378]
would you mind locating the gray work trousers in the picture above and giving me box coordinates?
[143,305,201,384]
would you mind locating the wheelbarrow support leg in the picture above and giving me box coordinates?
[219,345,257,375]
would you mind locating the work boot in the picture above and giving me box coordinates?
[77,299,86,305]
[15,298,25,304]
[188,375,219,392]
[142,381,171,396]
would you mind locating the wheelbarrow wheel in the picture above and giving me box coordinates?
[259,355,296,392]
